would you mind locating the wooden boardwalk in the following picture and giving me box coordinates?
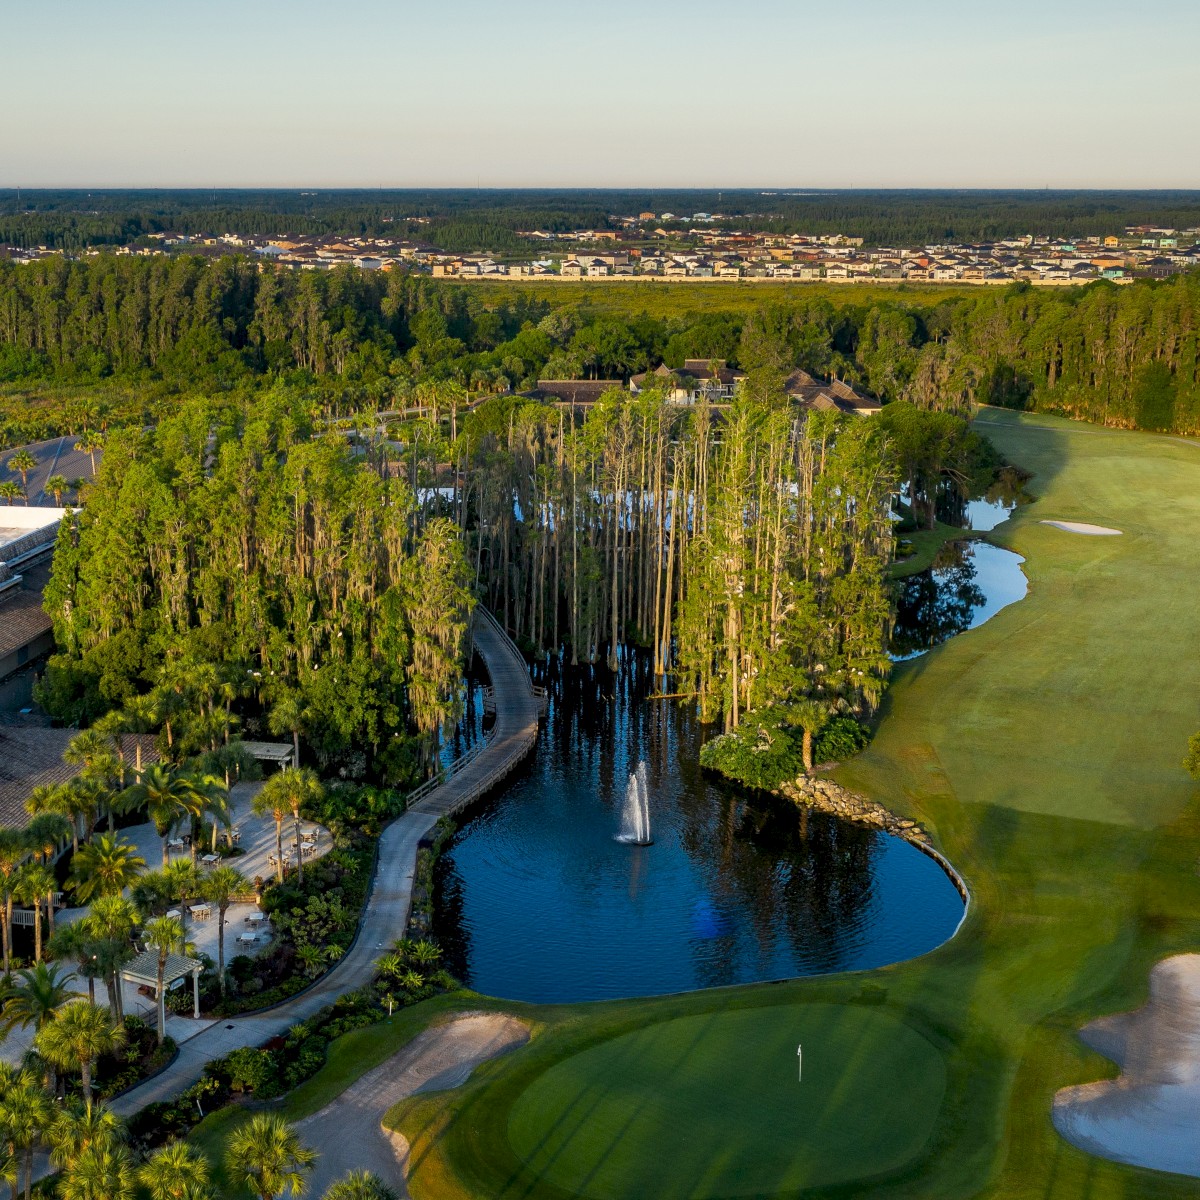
[104,606,542,1120]
[408,606,543,820]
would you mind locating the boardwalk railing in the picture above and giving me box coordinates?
[472,605,548,706]
[405,726,497,808]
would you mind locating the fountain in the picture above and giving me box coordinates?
[616,760,652,845]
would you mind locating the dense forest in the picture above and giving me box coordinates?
[39,397,474,781]
[3,188,1200,251]
[458,391,895,732]
[2,256,1199,442]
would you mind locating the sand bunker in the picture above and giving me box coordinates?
[1053,954,1200,1177]
[1040,520,1122,536]
[296,1011,529,1197]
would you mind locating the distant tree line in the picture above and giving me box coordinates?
[4,187,1200,250]
[3,256,1200,439]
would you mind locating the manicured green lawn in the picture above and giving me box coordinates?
[507,1006,946,1199]
[194,410,1200,1200]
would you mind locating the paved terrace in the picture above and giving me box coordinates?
[105,607,541,1117]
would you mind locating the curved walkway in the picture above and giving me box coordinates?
[296,1012,530,1197]
[108,608,540,1118]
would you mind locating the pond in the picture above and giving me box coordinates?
[433,653,965,1004]
[891,540,1027,661]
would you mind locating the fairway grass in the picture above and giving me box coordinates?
[221,410,1200,1200]
[507,1006,946,1199]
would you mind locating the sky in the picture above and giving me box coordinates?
[5,0,1200,188]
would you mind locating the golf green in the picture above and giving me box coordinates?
[507,1005,947,1199]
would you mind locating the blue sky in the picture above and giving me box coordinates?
[5,0,1199,187]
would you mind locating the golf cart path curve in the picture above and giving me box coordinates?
[297,1011,530,1198]
[1053,954,1200,1178]
[106,608,540,1118]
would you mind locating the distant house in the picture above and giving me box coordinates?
[783,370,881,417]
[629,359,746,405]
[525,380,624,408]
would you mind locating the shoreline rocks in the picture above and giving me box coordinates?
[777,775,970,905]
[778,776,931,843]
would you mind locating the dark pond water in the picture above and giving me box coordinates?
[433,654,965,1004]
[891,540,1027,661]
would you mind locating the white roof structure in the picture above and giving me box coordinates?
[240,741,296,766]
[121,949,202,991]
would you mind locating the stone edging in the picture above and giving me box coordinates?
[778,776,970,906]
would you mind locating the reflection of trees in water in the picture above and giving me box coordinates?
[682,785,879,989]
[436,647,884,993]
[540,650,883,986]
[891,542,986,657]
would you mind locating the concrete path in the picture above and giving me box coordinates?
[296,1012,530,1198]
[105,609,540,1118]
[1053,954,1200,1177]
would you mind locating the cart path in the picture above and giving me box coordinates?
[296,1012,530,1198]
[107,609,540,1118]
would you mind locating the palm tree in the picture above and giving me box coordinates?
[253,769,321,884]
[74,433,102,477]
[46,1102,124,1172]
[24,784,74,850]
[267,690,306,769]
[13,865,54,963]
[122,765,206,868]
[0,483,23,507]
[0,1149,15,1200]
[45,474,69,505]
[68,835,146,904]
[164,861,200,928]
[225,1114,317,1200]
[0,1070,53,1200]
[0,963,79,1039]
[57,1143,135,1200]
[142,916,183,1045]
[188,774,230,864]
[203,866,250,996]
[35,1002,124,1112]
[321,1171,398,1200]
[5,452,36,492]
[46,923,105,1006]
[138,1139,213,1200]
[791,699,829,773]
[118,695,159,775]
[0,832,27,972]
[80,896,139,1023]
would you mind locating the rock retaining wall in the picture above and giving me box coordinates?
[778,776,970,905]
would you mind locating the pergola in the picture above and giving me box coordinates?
[120,949,204,1020]
[240,741,297,770]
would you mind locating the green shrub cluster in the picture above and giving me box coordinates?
[813,717,871,765]
[700,713,871,791]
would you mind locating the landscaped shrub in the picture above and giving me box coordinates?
[223,1046,279,1095]
[305,783,407,837]
[93,1016,176,1100]
[813,716,871,764]
[699,721,804,791]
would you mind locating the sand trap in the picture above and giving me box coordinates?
[295,1011,529,1198]
[1053,954,1200,1177]
[1040,520,1122,536]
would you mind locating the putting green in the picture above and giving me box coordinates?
[507,1005,946,1199]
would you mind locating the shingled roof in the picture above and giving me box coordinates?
[0,718,158,831]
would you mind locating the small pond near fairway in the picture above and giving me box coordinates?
[433,653,965,1004]
[891,540,1028,661]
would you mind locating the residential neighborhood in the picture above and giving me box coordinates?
[3,214,1199,287]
